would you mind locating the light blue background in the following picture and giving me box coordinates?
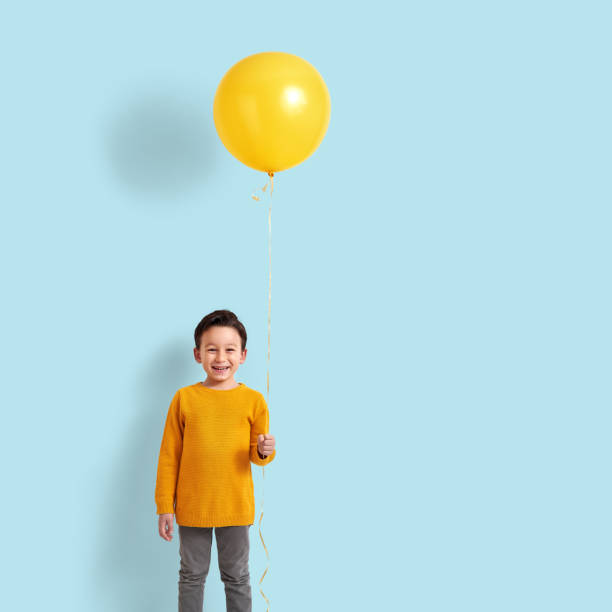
[1,1,610,611]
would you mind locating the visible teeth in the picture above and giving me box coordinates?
[213,367,229,371]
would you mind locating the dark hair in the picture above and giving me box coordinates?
[194,309,247,352]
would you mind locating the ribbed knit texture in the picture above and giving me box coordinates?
[155,381,276,527]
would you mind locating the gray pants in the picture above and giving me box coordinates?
[178,524,252,612]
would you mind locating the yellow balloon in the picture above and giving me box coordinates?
[213,51,331,173]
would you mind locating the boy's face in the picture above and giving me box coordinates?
[194,326,247,382]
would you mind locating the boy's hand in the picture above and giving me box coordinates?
[158,513,174,541]
[257,433,276,457]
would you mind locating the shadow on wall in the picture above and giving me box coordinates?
[106,91,216,198]
[89,338,227,612]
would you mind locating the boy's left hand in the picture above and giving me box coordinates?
[257,433,275,457]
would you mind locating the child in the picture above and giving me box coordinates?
[155,309,277,612]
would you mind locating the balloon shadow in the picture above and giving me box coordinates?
[106,91,216,199]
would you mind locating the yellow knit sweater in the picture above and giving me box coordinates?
[154,381,276,527]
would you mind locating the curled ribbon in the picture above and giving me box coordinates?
[251,171,274,612]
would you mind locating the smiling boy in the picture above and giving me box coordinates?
[155,309,276,612]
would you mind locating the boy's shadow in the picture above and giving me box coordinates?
[106,91,215,199]
[92,339,226,611]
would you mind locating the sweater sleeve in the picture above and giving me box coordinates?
[250,394,276,466]
[155,391,184,514]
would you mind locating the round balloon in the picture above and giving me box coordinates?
[213,51,331,173]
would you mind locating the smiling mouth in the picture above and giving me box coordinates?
[212,366,229,372]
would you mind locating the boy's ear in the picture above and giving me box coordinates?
[193,347,201,362]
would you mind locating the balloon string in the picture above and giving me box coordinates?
[251,170,274,612]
